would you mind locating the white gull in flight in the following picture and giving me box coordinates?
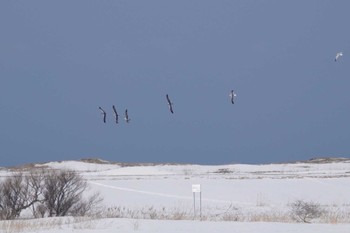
[335,51,343,62]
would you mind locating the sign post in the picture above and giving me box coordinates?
[192,184,202,220]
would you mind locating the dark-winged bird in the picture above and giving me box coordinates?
[124,109,130,123]
[166,94,174,114]
[112,105,119,124]
[98,107,107,123]
[229,90,237,104]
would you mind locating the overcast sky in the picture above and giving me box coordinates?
[1,1,350,167]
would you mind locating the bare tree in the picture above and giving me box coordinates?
[0,169,103,219]
[43,170,88,217]
[0,172,42,220]
[290,199,324,223]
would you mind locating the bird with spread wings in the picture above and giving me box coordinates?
[166,94,174,114]
[335,52,343,62]
[229,90,237,104]
[98,107,107,123]
[112,105,119,124]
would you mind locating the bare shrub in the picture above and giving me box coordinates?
[42,170,97,217]
[290,200,324,223]
[0,172,43,220]
[0,169,103,219]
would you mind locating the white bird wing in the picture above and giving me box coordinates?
[335,52,343,61]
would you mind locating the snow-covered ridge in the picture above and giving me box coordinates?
[16,157,349,179]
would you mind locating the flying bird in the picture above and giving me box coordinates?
[124,109,130,123]
[335,52,343,62]
[229,90,237,104]
[98,107,106,123]
[112,105,119,124]
[166,94,174,114]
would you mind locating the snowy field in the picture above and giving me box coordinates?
[1,158,350,233]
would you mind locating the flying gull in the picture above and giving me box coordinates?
[112,105,119,124]
[335,52,343,62]
[229,90,237,104]
[166,94,174,114]
[98,107,106,123]
[124,109,131,123]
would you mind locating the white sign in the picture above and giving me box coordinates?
[192,184,201,193]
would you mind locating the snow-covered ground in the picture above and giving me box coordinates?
[1,217,349,233]
[1,158,350,232]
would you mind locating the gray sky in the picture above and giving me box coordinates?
[1,1,350,167]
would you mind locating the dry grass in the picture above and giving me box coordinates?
[98,203,350,223]
[1,204,349,232]
[101,206,192,220]
[0,217,103,233]
[0,218,70,233]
